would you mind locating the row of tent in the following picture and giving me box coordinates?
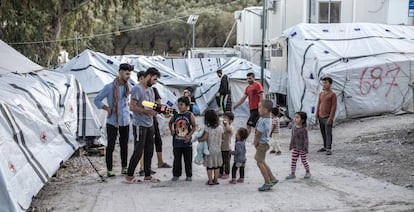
[0,40,102,211]
[55,49,272,125]
[1,22,413,211]
[0,39,271,211]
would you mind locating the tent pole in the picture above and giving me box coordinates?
[260,0,267,86]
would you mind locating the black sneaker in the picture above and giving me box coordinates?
[317,148,326,152]
[326,149,332,155]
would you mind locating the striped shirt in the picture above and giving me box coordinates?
[271,117,280,134]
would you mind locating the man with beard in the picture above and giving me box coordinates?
[125,67,161,183]
[94,63,132,177]
[233,72,264,135]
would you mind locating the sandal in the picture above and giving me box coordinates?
[158,163,172,168]
[123,177,142,184]
[143,176,161,183]
[205,180,214,185]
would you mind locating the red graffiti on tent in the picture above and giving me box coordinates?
[359,64,400,97]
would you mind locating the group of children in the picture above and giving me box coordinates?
[169,98,311,191]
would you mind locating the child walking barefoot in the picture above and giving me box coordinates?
[198,110,223,185]
[286,112,311,180]
[229,127,248,184]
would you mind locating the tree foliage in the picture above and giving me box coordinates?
[0,0,261,66]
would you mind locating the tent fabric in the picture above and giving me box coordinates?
[283,23,414,122]
[33,70,103,138]
[57,51,179,143]
[58,50,179,105]
[0,72,85,211]
[0,40,43,74]
[111,54,272,117]
[55,49,121,94]
[0,41,102,211]
[158,57,271,116]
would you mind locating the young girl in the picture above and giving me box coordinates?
[286,112,311,179]
[269,107,282,155]
[229,127,248,184]
[220,111,234,179]
[198,109,223,185]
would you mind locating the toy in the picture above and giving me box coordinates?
[142,100,174,115]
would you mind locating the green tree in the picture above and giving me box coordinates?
[0,0,260,66]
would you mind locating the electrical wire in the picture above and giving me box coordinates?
[8,15,191,45]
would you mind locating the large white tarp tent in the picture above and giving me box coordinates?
[0,40,43,74]
[56,50,180,138]
[157,57,271,116]
[58,50,272,118]
[56,50,179,103]
[0,40,101,211]
[112,55,198,96]
[282,23,414,122]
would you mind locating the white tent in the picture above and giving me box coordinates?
[56,50,180,139]
[57,50,179,102]
[282,23,414,122]
[0,40,43,74]
[0,41,101,211]
[158,57,271,116]
[55,49,120,94]
[112,54,198,96]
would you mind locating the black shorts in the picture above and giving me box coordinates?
[247,109,260,127]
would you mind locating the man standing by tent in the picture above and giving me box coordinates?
[233,72,264,135]
[216,69,230,113]
[315,77,337,155]
[135,71,171,174]
[93,63,133,177]
[125,67,161,183]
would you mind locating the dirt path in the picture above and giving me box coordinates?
[29,114,414,211]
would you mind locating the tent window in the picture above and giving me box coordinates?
[271,44,283,57]
[318,1,341,23]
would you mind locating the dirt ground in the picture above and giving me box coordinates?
[29,113,414,211]
[308,114,414,188]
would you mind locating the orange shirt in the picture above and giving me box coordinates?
[316,89,337,121]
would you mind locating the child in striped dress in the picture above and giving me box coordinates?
[286,112,311,179]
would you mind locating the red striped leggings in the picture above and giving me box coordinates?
[291,149,310,173]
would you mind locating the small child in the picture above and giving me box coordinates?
[254,100,279,191]
[198,109,223,185]
[220,111,234,179]
[229,127,248,184]
[269,107,282,155]
[286,111,311,180]
[169,96,196,182]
